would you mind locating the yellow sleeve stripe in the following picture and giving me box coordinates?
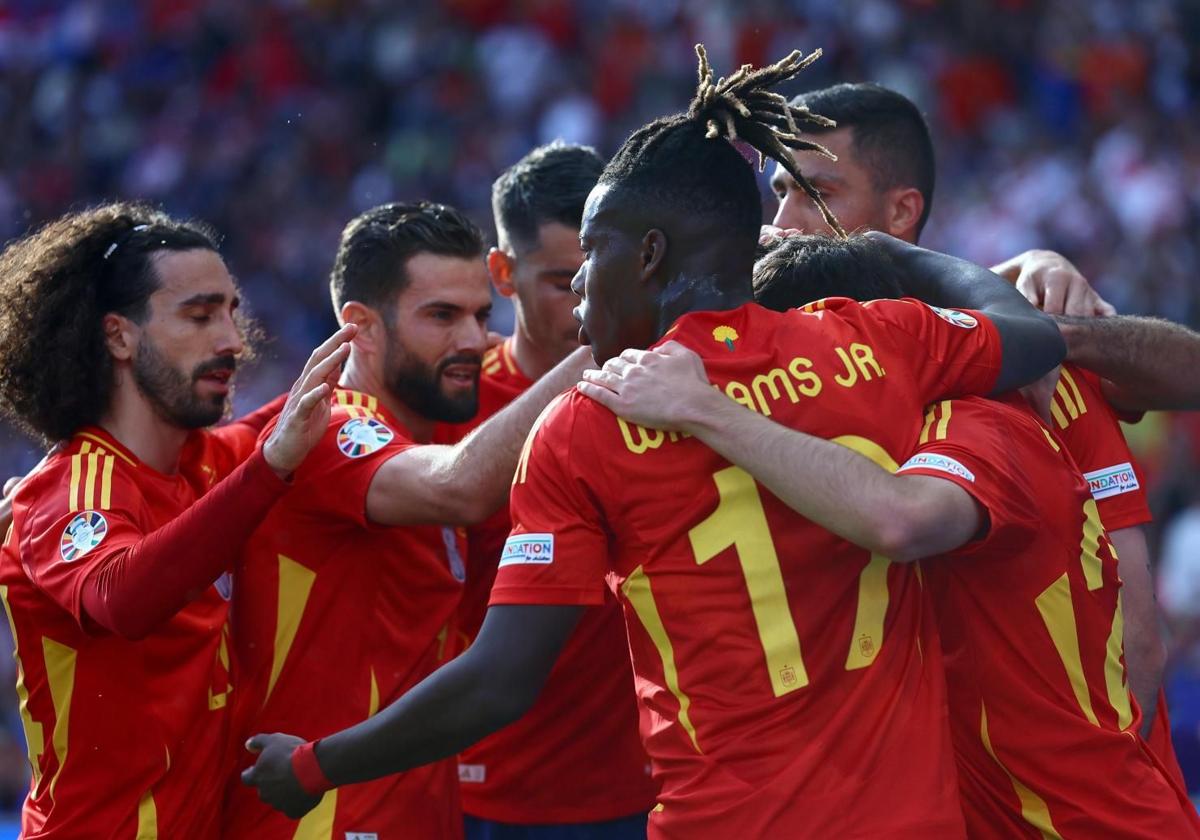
[71,452,116,512]
[934,400,952,440]
[918,405,937,445]
[68,453,82,513]
[76,433,135,467]
[1059,368,1087,417]
[99,455,113,510]
[918,401,953,444]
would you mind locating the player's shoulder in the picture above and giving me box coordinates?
[482,341,533,389]
[325,388,414,452]
[14,430,142,525]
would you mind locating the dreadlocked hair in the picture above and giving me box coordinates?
[692,44,845,237]
[597,44,845,245]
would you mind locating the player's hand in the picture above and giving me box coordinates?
[241,733,321,820]
[262,324,357,479]
[486,330,507,350]
[990,250,1116,317]
[759,224,802,245]
[578,341,716,432]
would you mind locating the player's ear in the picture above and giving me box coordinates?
[884,186,924,243]
[339,301,383,354]
[640,229,667,285]
[102,312,138,362]
[487,247,516,299]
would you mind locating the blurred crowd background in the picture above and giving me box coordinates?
[1,0,1199,821]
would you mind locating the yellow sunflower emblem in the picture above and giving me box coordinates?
[712,325,739,351]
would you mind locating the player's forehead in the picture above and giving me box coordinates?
[147,249,237,304]
[397,252,491,309]
[772,128,862,185]
[579,184,617,239]
[521,222,582,264]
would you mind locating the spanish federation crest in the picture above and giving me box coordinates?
[337,417,394,458]
[60,511,108,563]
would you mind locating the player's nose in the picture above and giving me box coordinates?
[772,195,816,233]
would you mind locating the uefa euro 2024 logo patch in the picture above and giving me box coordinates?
[337,417,394,458]
[60,511,107,563]
[929,306,978,329]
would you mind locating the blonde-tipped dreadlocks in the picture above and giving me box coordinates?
[689,44,846,238]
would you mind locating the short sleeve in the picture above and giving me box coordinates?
[1052,366,1151,531]
[894,400,1038,555]
[278,409,418,528]
[861,298,1003,402]
[490,393,610,607]
[20,463,152,627]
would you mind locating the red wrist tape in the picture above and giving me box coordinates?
[291,740,333,796]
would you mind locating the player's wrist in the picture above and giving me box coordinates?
[676,382,738,436]
[290,739,333,796]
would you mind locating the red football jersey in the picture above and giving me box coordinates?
[1048,365,1186,786]
[0,425,247,838]
[224,388,466,840]
[901,395,1199,838]
[440,338,657,824]
[494,299,1006,838]
[439,339,536,644]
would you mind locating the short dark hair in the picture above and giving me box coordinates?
[493,142,605,253]
[793,83,935,237]
[598,45,843,258]
[753,234,903,311]
[0,202,221,444]
[329,201,486,314]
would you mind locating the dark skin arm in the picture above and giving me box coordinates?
[866,232,1066,394]
[242,604,583,819]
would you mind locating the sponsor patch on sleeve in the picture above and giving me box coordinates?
[60,511,108,562]
[928,306,979,329]
[337,417,394,458]
[499,533,554,567]
[897,453,976,482]
[1083,462,1140,500]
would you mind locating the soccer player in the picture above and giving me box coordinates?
[441,144,655,838]
[585,233,1200,836]
[242,47,1066,837]
[0,202,352,837]
[223,201,593,839]
[767,81,1195,763]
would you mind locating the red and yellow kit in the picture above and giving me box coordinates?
[224,389,466,840]
[493,299,1005,838]
[901,394,1199,838]
[0,424,253,838]
[1047,363,1185,786]
[440,339,656,824]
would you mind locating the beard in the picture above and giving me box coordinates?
[133,336,235,430]
[383,326,480,424]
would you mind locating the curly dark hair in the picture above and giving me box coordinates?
[0,201,223,444]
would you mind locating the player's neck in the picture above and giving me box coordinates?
[97,382,189,474]
[509,324,561,381]
[339,356,434,443]
[656,268,753,339]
